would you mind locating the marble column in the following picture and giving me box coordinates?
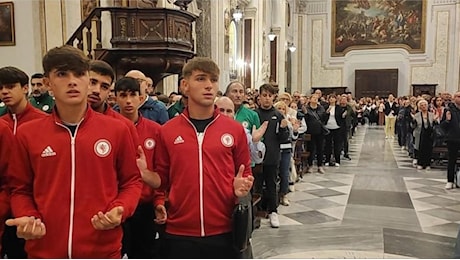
[195,0,212,58]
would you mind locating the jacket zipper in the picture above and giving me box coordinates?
[181,114,219,237]
[12,114,17,135]
[56,121,82,259]
[197,132,205,236]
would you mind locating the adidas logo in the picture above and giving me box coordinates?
[41,146,56,157]
[173,136,184,144]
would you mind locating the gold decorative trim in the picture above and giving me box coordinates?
[39,0,47,54]
[331,0,427,57]
[61,0,66,44]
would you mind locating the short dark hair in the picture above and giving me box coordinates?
[42,45,90,76]
[114,77,140,95]
[0,66,29,86]
[259,83,276,95]
[89,60,115,83]
[182,57,220,79]
[31,73,44,80]
[224,81,245,96]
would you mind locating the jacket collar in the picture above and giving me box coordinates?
[7,102,35,120]
[51,105,93,126]
[182,105,220,119]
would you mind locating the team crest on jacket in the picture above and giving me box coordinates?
[94,139,112,157]
[144,138,155,150]
[221,133,234,147]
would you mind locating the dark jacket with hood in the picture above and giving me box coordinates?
[255,106,290,165]
[441,102,460,142]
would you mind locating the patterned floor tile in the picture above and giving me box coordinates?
[310,180,349,188]
[323,194,350,205]
[296,198,343,210]
[253,121,457,258]
[305,188,347,197]
[277,202,313,215]
[284,210,340,225]
[329,185,352,194]
[419,208,460,222]
[416,212,451,227]
[416,196,460,207]
[318,206,346,220]
[411,199,442,211]
[286,191,319,202]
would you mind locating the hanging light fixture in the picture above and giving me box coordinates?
[288,42,296,52]
[268,29,276,41]
[232,6,243,22]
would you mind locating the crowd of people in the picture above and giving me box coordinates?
[355,91,460,189]
[0,44,459,259]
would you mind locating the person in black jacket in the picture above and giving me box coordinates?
[255,84,290,228]
[441,92,460,189]
[324,94,347,166]
[304,94,327,174]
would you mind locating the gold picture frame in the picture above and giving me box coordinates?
[331,0,426,57]
[0,2,15,46]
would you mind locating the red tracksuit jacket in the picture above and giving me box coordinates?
[0,102,48,134]
[104,106,140,147]
[0,121,13,252]
[8,108,143,258]
[155,108,251,237]
[135,115,165,206]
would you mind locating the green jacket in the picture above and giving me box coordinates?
[29,93,54,114]
[235,105,260,132]
[167,98,186,119]
[0,102,6,116]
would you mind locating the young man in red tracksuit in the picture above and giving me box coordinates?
[115,77,166,258]
[87,60,140,147]
[0,121,13,254]
[0,66,48,259]
[6,45,143,258]
[0,67,48,135]
[155,57,254,258]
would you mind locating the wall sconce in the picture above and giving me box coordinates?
[268,29,276,41]
[288,42,296,52]
[232,6,243,22]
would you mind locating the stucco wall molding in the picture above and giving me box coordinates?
[432,0,458,5]
[297,0,326,15]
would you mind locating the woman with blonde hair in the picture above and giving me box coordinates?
[274,101,299,206]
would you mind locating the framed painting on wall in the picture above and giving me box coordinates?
[0,2,15,46]
[81,0,100,21]
[332,0,425,57]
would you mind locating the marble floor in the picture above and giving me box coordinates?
[252,125,459,259]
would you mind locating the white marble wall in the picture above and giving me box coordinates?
[294,0,460,96]
[0,0,42,76]
[412,11,449,93]
[310,19,341,90]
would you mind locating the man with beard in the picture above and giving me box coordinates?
[29,73,54,113]
[167,77,187,119]
[87,60,139,146]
